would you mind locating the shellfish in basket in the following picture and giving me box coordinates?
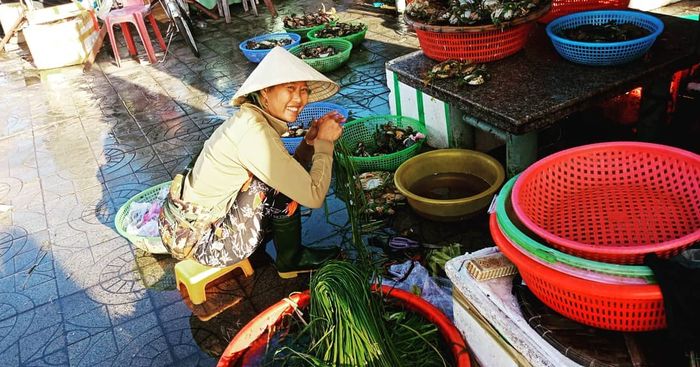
[283,5,336,28]
[246,38,294,50]
[406,0,544,27]
[298,45,338,59]
[314,22,365,38]
[281,124,308,138]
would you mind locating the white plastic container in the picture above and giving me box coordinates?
[22,3,99,69]
[445,248,581,367]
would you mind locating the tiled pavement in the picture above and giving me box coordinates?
[0,0,421,364]
[1,0,698,365]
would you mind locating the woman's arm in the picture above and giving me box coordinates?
[238,126,334,209]
[292,139,314,167]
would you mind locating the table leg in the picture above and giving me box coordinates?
[637,74,672,143]
[454,110,476,149]
[506,131,537,178]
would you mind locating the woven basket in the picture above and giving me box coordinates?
[336,115,428,172]
[239,33,301,63]
[114,181,171,254]
[281,102,349,154]
[404,4,550,62]
[288,39,353,73]
[539,0,630,23]
[307,22,368,47]
[545,10,664,66]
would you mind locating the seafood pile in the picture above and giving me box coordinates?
[353,122,425,157]
[406,0,544,26]
[245,38,293,50]
[281,124,308,138]
[283,6,336,29]
[314,22,365,38]
[298,45,339,59]
[424,60,489,86]
[557,21,651,43]
[357,171,406,217]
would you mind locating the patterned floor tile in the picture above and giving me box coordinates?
[0,0,469,363]
[0,302,66,366]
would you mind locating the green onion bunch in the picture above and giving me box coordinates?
[308,261,402,366]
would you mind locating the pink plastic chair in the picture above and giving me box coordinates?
[105,0,167,66]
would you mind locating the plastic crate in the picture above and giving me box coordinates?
[239,33,301,63]
[288,39,353,73]
[336,115,428,172]
[307,22,368,47]
[114,181,171,254]
[545,10,664,66]
[539,0,630,23]
[511,142,700,264]
[281,102,349,154]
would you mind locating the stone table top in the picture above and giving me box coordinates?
[386,13,700,135]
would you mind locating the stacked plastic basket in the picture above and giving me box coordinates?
[491,142,700,331]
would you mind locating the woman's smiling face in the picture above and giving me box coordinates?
[261,82,310,122]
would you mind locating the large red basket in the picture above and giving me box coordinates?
[490,214,666,332]
[404,4,550,62]
[539,0,630,23]
[512,142,700,264]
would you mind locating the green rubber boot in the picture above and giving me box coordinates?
[272,211,339,278]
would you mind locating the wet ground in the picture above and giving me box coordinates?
[1,0,698,365]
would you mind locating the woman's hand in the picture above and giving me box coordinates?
[304,111,345,145]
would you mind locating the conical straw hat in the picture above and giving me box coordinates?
[231,46,339,106]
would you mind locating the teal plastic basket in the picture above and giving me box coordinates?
[307,22,368,47]
[114,181,171,254]
[288,39,353,73]
[336,115,428,172]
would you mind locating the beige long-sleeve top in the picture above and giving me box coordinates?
[181,103,334,218]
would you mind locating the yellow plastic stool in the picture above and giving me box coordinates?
[174,258,254,305]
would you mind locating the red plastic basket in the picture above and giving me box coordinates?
[512,142,700,264]
[539,0,630,23]
[490,214,666,332]
[404,4,550,63]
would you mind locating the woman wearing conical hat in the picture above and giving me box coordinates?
[159,47,343,278]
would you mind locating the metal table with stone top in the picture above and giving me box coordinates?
[386,13,700,177]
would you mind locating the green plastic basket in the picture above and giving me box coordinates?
[288,39,353,73]
[337,115,428,172]
[496,176,654,280]
[307,22,368,47]
[114,181,172,254]
[284,22,330,41]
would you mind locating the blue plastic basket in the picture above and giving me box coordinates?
[282,102,349,154]
[239,33,302,63]
[545,10,664,66]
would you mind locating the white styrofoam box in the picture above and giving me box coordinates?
[629,0,682,11]
[0,3,25,45]
[445,249,582,367]
[23,3,99,69]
